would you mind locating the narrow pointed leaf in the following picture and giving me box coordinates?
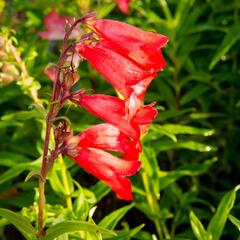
[0,208,36,240]
[190,211,210,240]
[207,185,240,240]
[104,224,144,239]
[229,214,240,232]
[45,220,116,240]
[99,204,134,230]
[209,24,240,70]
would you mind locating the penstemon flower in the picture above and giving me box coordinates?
[89,19,168,72]
[63,123,141,200]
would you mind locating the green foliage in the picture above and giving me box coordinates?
[0,208,35,240]
[0,0,240,239]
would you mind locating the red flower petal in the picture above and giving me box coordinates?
[105,176,133,200]
[44,64,56,81]
[76,40,156,99]
[71,93,140,139]
[133,103,158,125]
[125,76,154,118]
[116,0,131,14]
[75,148,140,177]
[91,19,168,71]
[39,10,78,40]
[74,148,141,200]
[72,123,140,159]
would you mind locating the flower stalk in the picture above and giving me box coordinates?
[37,16,82,236]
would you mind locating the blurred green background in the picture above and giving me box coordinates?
[0,0,240,239]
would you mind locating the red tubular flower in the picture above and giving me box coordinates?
[39,10,78,40]
[76,40,156,100]
[63,123,141,200]
[76,123,140,160]
[71,93,158,138]
[71,93,140,139]
[89,19,168,72]
[116,0,131,14]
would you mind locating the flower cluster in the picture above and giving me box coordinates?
[39,11,168,200]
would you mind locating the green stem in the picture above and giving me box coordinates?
[141,172,164,240]
[58,155,73,210]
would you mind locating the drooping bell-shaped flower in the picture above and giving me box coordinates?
[89,18,168,72]
[76,40,156,100]
[71,93,158,138]
[71,93,140,139]
[63,123,141,200]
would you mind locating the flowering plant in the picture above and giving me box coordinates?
[1,2,240,240]
[32,10,168,237]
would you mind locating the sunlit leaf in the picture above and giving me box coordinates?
[209,24,240,70]
[207,185,240,240]
[0,208,35,240]
[229,214,240,232]
[104,224,144,239]
[190,211,210,240]
[45,221,115,240]
[99,204,134,230]
[155,140,217,152]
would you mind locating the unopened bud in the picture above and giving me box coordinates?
[54,121,71,145]
[64,71,80,90]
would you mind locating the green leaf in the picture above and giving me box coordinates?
[99,204,134,230]
[190,211,210,240]
[155,108,194,122]
[133,230,155,240]
[45,220,116,240]
[95,3,115,18]
[159,158,217,189]
[156,140,217,152]
[25,170,43,182]
[1,109,40,122]
[228,214,240,231]
[73,189,89,221]
[104,224,144,239]
[49,158,74,196]
[180,71,213,87]
[207,185,240,240]
[154,124,215,136]
[180,85,210,105]
[190,112,225,119]
[0,160,40,185]
[85,218,102,240]
[136,202,173,222]
[209,24,240,70]
[150,124,177,142]
[0,151,29,167]
[85,231,102,240]
[0,208,36,240]
[90,181,111,203]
